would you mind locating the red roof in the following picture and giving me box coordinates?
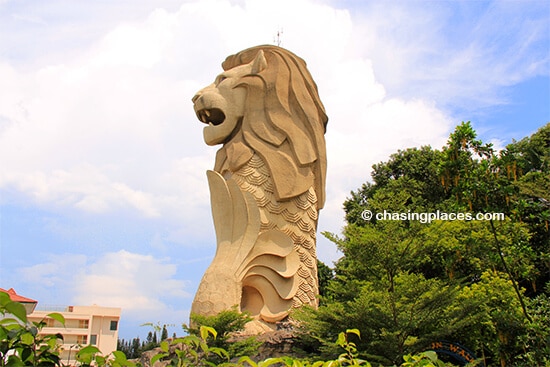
[0,288,38,304]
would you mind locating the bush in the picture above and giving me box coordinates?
[0,291,65,367]
[1,292,458,367]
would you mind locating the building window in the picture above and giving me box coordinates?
[110,320,118,331]
[76,335,87,344]
[45,318,55,327]
[90,335,97,345]
[78,319,89,328]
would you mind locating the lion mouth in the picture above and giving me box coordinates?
[197,108,226,126]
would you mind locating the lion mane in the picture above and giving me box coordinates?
[214,45,328,208]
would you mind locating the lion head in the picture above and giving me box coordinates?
[192,45,328,208]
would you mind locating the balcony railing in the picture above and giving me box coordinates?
[34,305,71,312]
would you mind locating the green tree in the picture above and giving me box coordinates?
[317,260,334,302]
[516,290,550,366]
[297,122,550,366]
[161,325,169,341]
[185,308,261,363]
[502,124,550,294]
[130,337,141,359]
[344,146,446,226]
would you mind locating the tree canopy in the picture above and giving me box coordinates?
[297,122,550,367]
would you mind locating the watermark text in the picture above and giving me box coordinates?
[361,210,505,224]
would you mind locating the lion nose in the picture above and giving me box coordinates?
[192,93,201,104]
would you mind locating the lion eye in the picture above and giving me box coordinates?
[216,75,227,85]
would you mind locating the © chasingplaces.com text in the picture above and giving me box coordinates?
[361,210,505,224]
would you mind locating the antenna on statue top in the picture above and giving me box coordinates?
[273,28,283,47]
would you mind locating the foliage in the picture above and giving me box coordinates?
[76,345,137,367]
[0,290,65,367]
[443,271,527,366]
[185,308,261,362]
[148,326,231,367]
[317,260,335,301]
[296,122,550,366]
[118,337,143,359]
[514,290,550,366]
[0,298,454,367]
[400,351,453,367]
[119,323,172,358]
[146,328,455,367]
[295,273,459,366]
[2,123,548,367]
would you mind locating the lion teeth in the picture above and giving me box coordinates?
[198,110,211,124]
[199,112,207,123]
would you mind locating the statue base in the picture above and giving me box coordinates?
[229,327,297,361]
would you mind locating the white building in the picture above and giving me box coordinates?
[29,305,121,366]
[2,289,121,366]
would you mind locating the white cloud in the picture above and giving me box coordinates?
[2,0,547,320]
[2,166,161,217]
[73,250,189,307]
[18,251,190,325]
[0,0,450,216]
[90,9,176,69]
[0,0,457,272]
[74,250,191,329]
[348,1,549,110]
[18,254,88,288]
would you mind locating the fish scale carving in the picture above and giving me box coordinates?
[233,154,319,309]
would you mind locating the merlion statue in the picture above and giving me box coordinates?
[191,45,328,331]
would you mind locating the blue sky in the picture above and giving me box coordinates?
[0,0,549,340]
